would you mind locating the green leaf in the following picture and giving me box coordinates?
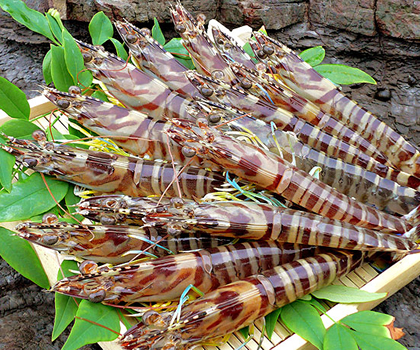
[110,38,128,61]
[281,300,326,349]
[0,76,30,120]
[163,38,193,68]
[0,119,41,139]
[42,48,53,85]
[0,139,15,192]
[243,42,255,58]
[299,46,325,67]
[63,29,93,88]
[0,172,69,222]
[164,38,188,56]
[152,17,165,45]
[238,325,249,339]
[0,226,50,288]
[65,185,84,222]
[52,260,79,341]
[341,311,394,338]
[265,308,282,340]
[117,310,133,331]
[175,56,195,70]
[46,8,65,44]
[62,300,120,350]
[91,90,109,102]
[351,331,406,350]
[89,11,113,46]
[307,298,328,314]
[51,45,74,91]
[342,311,394,326]
[46,12,63,43]
[324,323,358,350]
[0,0,58,44]
[314,64,377,85]
[311,285,387,303]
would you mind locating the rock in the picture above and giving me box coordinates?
[408,75,416,86]
[64,0,218,24]
[219,0,265,27]
[258,2,307,30]
[309,0,377,36]
[376,0,420,40]
[375,88,391,101]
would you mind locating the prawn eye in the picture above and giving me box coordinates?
[88,289,106,303]
[126,34,138,44]
[42,235,59,245]
[262,44,274,55]
[100,216,116,225]
[257,49,267,59]
[216,37,224,45]
[79,260,98,275]
[211,70,224,80]
[42,213,59,224]
[22,157,38,168]
[175,24,186,33]
[57,99,70,109]
[200,86,214,97]
[68,85,81,95]
[240,78,253,89]
[143,310,163,326]
[93,56,104,65]
[104,198,117,208]
[32,129,47,142]
[82,52,93,63]
[181,146,196,158]
[208,113,222,124]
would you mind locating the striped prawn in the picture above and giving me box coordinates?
[86,197,419,254]
[78,40,198,120]
[114,20,200,98]
[16,212,232,264]
[169,2,238,84]
[42,87,218,170]
[207,104,420,215]
[120,250,365,349]
[250,31,420,178]
[187,70,392,169]
[52,241,318,304]
[1,130,226,199]
[166,118,420,233]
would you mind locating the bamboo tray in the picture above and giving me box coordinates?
[1,96,420,350]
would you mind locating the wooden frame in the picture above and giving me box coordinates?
[1,96,420,350]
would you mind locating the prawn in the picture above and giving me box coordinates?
[52,241,318,304]
[120,250,365,350]
[251,31,420,178]
[166,118,420,232]
[1,130,227,199]
[16,212,232,264]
